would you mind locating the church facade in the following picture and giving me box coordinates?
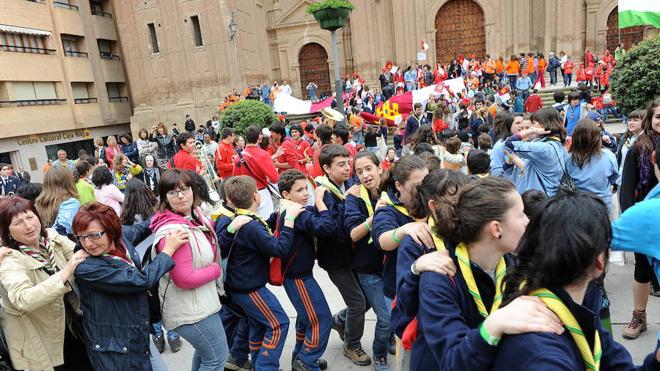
[111,0,656,133]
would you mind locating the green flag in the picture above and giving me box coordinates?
[618,0,660,29]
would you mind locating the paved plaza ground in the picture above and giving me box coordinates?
[162,252,660,370]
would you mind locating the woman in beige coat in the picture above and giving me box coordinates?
[0,197,88,370]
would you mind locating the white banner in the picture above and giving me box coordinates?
[273,93,312,114]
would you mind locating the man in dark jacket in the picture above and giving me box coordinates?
[184,114,196,133]
[547,52,561,86]
[405,103,427,141]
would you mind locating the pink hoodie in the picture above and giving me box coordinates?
[150,208,220,289]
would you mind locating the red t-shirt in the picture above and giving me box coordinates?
[172,150,201,172]
[232,145,279,189]
[215,141,236,179]
[525,94,543,113]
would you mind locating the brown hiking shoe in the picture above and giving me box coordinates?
[622,310,647,340]
[343,344,372,366]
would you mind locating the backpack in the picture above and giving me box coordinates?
[268,212,298,286]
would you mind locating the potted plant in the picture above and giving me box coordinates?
[306,0,353,31]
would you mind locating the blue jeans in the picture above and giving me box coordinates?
[563,73,572,86]
[152,321,179,341]
[149,339,168,371]
[549,69,557,85]
[174,312,229,371]
[367,147,378,154]
[357,274,391,358]
[508,74,517,90]
[354,130,363,145]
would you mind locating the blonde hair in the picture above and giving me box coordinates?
[106,135,118,146]
[35,166,79,227]
[113,153,128,169]
[94,137,105,147]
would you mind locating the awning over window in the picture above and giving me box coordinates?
[0,24,51,36]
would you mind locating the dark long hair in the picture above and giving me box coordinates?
[570,119,602,168]
[408,169,471,219]
[434,177,517,245]
[530,107,567,144]
[379,155,426,193]
[501,192,610,304]
[120,179,158,225]
[494,112,514,141]
[407,125,438,149]
[635,97,660,157]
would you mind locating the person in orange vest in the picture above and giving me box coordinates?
[525,53,536,82]
[505,55,521,90]
[535,53,547,88]
[483,54,496,85]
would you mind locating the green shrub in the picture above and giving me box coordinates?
[306,0,354,14]
[220,100,277,136]
[609,35,660,115]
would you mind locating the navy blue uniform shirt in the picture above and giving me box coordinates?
[344,193,383,275]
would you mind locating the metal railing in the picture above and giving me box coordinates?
[100,51,120,60]
[26,0,46,3]
[108,96,128,102]
[91,9,112,17]
[64,50,88,57]
[74,97,98,104]
[53,1,79,10]
[0,99,67,107]
[0,45,56,54]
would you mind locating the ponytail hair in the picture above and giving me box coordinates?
[408,169,471,219]
[379,155,426,192]
[501,191,611,305]
[434,177,516,245]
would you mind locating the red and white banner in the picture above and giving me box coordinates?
[273,94,333,115]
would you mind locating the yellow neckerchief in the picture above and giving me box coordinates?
[359,185,375,217]
[235,208,272,235]
[530,288,602,371]
[454,242,506,318]
[211,203,236,221]
[379,191,411,218]
[314,176,345,200]
[427,216,446,252]
[278,199,297,216]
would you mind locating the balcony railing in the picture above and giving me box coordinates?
[100,51,120,60]
[64,50,88,57]
[108,96,128,102]
[26,0,46,3]
[0,99,67,107]
[53,1,79,10]
[1,45,56,54]
[91,9,112,17]
[74,97,98,104]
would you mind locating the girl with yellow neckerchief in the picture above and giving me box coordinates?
[392,169,470,370]
[413,177,564,371]
[493,192,660,370]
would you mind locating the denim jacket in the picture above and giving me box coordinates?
[74,237,175,371]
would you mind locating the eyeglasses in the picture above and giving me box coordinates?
[166,186,192,198]
[75,231,105,243]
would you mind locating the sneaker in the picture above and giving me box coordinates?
[332,314,345,342]
[168,336,182,353]
[373,355,391,371]
[622,310,647,340]
[651,288,660,297]
[343,344,371,366]
[292,359,311,371]
[318,358,327,370]
[152,334,165,353]
[225,354,251,371]
[388,334,396,355]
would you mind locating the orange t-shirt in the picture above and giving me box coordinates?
[505,60,520,75]
[525,57,535,73]
[495,59,504,74]
[538,58,547,71]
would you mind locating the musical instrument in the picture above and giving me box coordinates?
[194,141,220,202]
[320,107,345,126]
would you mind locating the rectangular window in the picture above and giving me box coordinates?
[147,23,159,53]
[191,15,203,47]
[11,82,56,100]
[106,82,120,98]
[62,35,78,53]
[71,82,89,99]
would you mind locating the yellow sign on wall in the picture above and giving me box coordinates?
[17,129,87,145]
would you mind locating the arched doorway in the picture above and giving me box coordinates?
[606,7,644,52]
[435,0,486,66]
[298,43,331,100]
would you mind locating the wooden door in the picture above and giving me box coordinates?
[607,7,644,52]
[298,43,331,99]
[435,0,486,66]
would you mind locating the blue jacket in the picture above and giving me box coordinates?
[221,219,294,292]
[492,288,660,370]
[75,238,175,371]
[0,175,21,196]
[612,184,660,280]
[567,149,619,210]
[405,114,427,139]
[316,184,354,271]
[505,135,566,196]
[345,194,383,275]
[372,187,413,299]
[278,207,336,278]
[120,142,139,163]
[412,254,513,371]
